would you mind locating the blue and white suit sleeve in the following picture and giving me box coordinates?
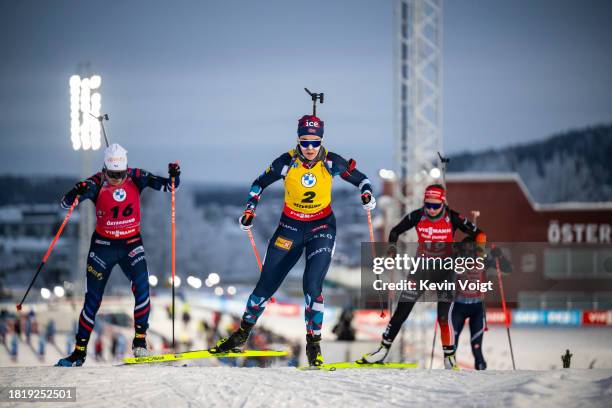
[245,153,292,211]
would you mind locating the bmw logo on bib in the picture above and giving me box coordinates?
[301,173,317,188]
[113,188,127,202]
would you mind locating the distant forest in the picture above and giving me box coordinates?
[1,123,611,206]
[448,123,612,203]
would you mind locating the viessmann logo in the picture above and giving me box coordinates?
[418,227,452,235]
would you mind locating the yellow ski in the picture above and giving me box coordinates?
[123,349,288,364]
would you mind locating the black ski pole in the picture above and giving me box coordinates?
[429,320,437,369]
[494,248,516,369]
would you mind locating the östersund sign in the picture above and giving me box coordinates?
[547,221,611,243]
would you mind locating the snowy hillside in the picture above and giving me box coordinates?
[1,366,611,407]
[449,123,612,203]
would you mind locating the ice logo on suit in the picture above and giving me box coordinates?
[113,188,127,202]
[301,173,317,188]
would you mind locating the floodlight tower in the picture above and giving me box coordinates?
[69,73,103,151]
[393,0,444,366]
[69,67,103,292]
[394,0,443,213]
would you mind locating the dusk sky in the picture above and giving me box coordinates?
[1,0,611,183]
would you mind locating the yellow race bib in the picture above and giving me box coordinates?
[284,151,333,215]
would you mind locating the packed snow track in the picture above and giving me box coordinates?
[1,366,611,407]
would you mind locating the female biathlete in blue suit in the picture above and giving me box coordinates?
[210,114,376,367]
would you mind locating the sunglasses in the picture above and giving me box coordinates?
[299,140,322,149]
[424,202,443,210]
[106,169,127,180]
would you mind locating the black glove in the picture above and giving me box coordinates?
[361,191,376,210]
[168,162,181,178]
[386,244,398,258]
[239,209,255,231]
[361,191,372,204]
[491,247,502,258]
[74,181,89,196]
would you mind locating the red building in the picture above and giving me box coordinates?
[446,173,612,244]
[446,173,612,311]
[378,173,612,312]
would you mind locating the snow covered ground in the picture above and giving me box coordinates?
[2,298,612,407]
[1,365,611,408]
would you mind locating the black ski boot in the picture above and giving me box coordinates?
[56,338,88,367]
[475,360,487,370]
[132,324,150,357]
[209,321,253,353]
[306,334,324,367]
[473,343,487,370]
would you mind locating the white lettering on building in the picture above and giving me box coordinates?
[548,221,611,244]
